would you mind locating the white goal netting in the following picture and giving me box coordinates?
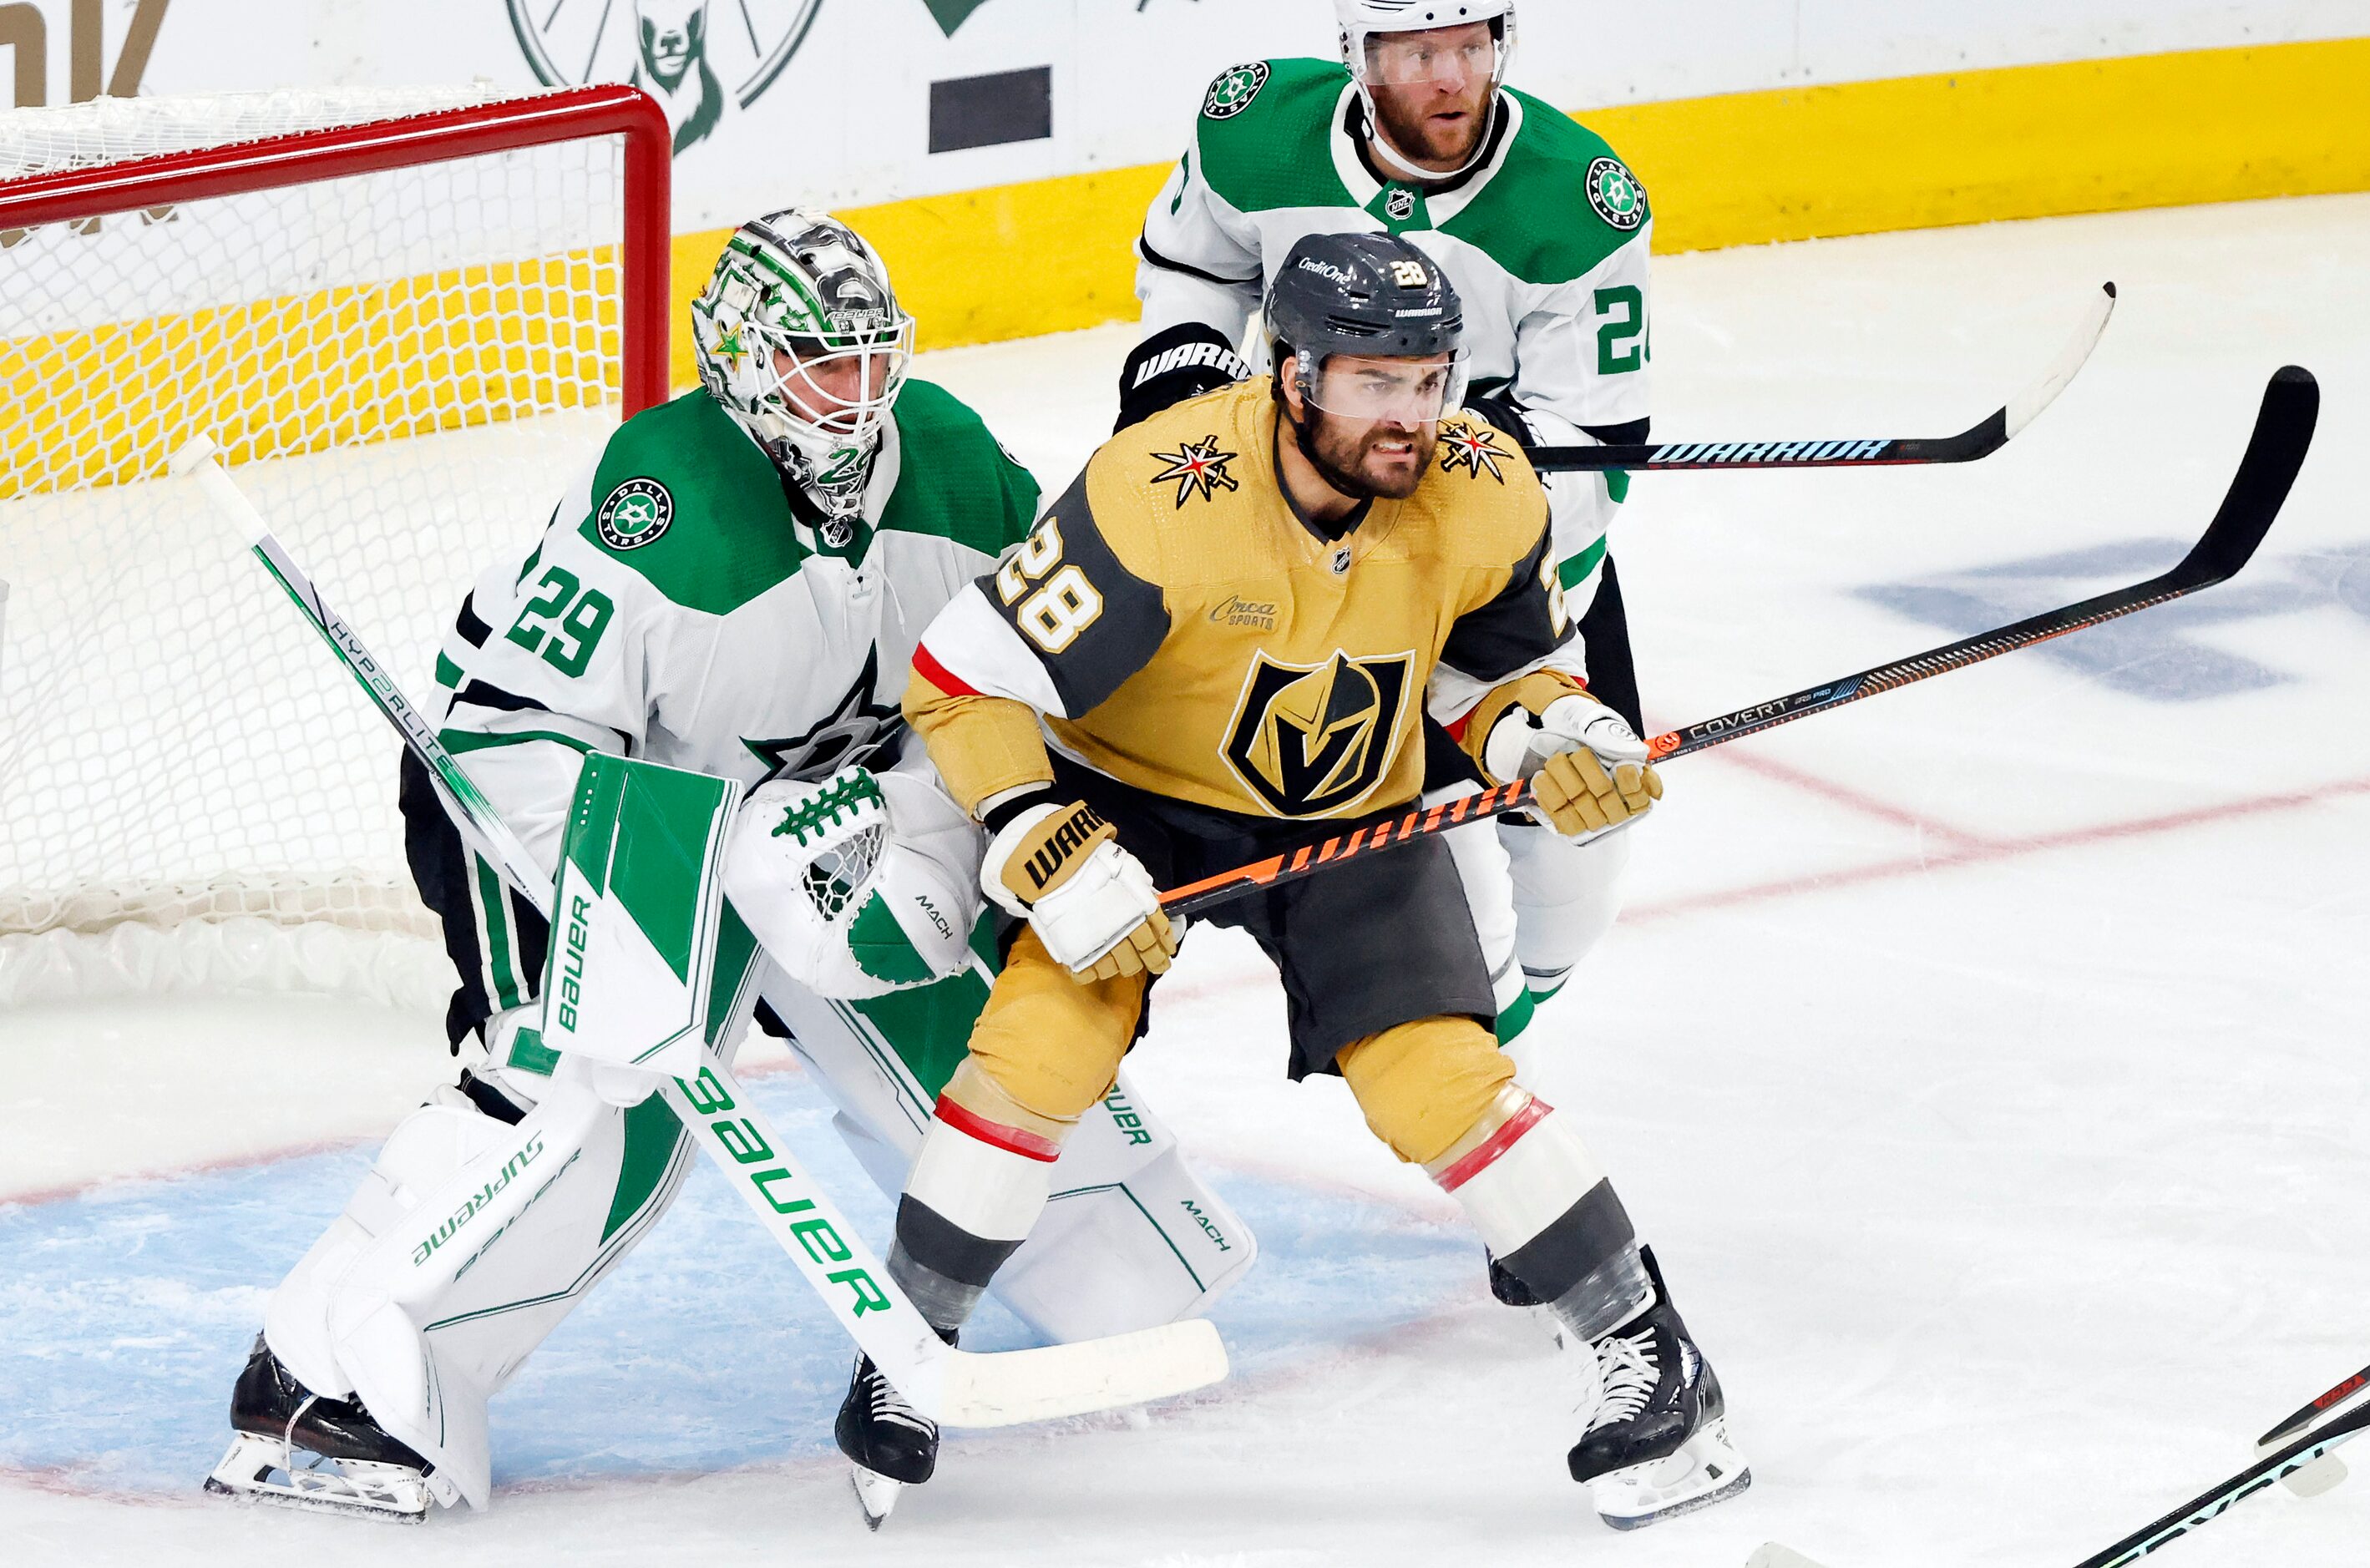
[0,87,651,1006]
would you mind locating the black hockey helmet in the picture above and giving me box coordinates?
[1265,231,1467,423]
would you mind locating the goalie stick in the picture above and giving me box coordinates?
[1746,1389,2370,1568]
[1526,282,2116,473]
[1163,364,2318,918]
[171,437,1228,1430]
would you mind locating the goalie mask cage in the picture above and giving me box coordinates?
[0,84,671,1005]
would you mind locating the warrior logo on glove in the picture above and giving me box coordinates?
[1223,650,1413,817]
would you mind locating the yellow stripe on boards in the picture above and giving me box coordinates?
[1598,36,2370,253]
[0,250,620,498]
[666,36,2370,381]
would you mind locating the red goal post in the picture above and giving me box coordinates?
[0,84,675,1005]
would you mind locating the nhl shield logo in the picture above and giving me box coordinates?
[596,478,674,549]
[1587,156,1647,232]
[1203,62,1270,119]
[1385,188,1417,223]
[1223,650,1413,818]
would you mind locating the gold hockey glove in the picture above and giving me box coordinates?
[982,801,1179,982]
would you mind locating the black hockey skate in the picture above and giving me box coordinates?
[1567,1248,1750,1530]
[836,1349,940,1530]
[205,1334,434,1521]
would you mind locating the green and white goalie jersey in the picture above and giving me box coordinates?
[432,379,1040,875]
[1138,56,1652,604]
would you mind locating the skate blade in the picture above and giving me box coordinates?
[1593,1419,1753,1531]
[850,1464,904,1530]
[205,1432,428,1523]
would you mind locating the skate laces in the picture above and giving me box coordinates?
[1587,1327,1661,1433]
[863,1360,935,1437]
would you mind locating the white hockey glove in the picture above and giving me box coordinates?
[724,767,985,999]
[981,800,1177,983]
[1482,691,1664,843]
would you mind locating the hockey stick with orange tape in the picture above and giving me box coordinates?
[1164,365,2317,920]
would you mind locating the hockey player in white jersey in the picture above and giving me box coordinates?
[1122,1,1653,1114]
[205,211,1253,1525]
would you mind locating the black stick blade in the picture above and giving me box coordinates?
[1648,365,2319,764]
[2171,364,2318,589]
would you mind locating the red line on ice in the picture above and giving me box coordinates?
[1628,772,2370,922]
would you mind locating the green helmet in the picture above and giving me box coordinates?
[691,210,915,526]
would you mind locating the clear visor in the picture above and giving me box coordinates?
[759,318,915,441]
[1299,351,1467,425]
[1360,30,1506,88]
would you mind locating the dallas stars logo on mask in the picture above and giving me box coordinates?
[1440,424,1511,483]
[1150,436,1242,508]
[714,324,752,371]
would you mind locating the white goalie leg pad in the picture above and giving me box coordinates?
[995,1075,1256,1340]
[1502,817,1632,1003]
[262,1086,519,1404]
[265,1060,698,1509]
[1431,779,1524,1020]
[1431,1086,1636,1303]
[760,976,1256,1340]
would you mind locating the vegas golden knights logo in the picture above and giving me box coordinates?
[1223,650,1413,818]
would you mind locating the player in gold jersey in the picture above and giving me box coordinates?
[839,234,1750,1530]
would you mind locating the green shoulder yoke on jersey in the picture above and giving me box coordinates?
[875,379,1042,559]
[1193,58,1356,216]
[581,390,809,617]
[1441,89,1651,287]
[581,383,1037,616]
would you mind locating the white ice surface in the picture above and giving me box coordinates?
[3,194,2368,1566]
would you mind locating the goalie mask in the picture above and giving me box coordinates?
[692,210,915,529]
[1334,0,1517,181]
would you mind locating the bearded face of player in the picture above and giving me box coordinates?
[1287,351,1456,502]
[1363,22,1499,172]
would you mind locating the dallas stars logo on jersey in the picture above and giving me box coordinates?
[598,478,674,549]
[741,650,905,781]
[1588,156,1647,232]
[1151,437,1242,508]
[1223,650,1412,817]
[1203,62,1269,119]
[1441,424,1511,483]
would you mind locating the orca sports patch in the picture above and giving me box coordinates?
[597,478,674,550]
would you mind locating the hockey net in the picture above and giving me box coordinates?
[0,84,671,1006]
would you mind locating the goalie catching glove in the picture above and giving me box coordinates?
[725,766,986,998]
[982,799,1178,981]
[1468,674,1664,842]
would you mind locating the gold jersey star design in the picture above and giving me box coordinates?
[1149,435,1243,508]
[1440,424,1511,484]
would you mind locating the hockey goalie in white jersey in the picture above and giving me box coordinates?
[1120,0,1654,1308]
[206,212,1253,1523]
